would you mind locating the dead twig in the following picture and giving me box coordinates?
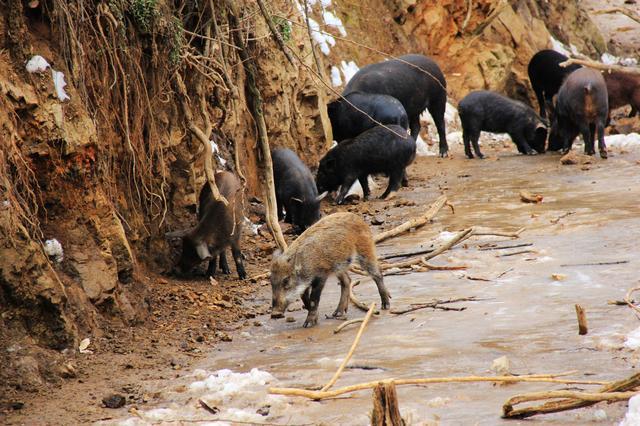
[479,243,533,251]
[270,372,608,401]
[560,58,640,75]
[498,250,536,257]
[333,318,365,334]
[256,0,295,66]
[592,7,640,25]
[561,260,629,267]
[472,227,525,238]
[390,296,479,315]
[374,195,448,244]
[550,211,575,224]
[321,303,376,392]
[502,372,640,418]
[624,286,640,317]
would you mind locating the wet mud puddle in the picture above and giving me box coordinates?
[105,147,640,425]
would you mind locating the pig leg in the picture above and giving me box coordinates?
[379,169,403,199]
[303,276,327,328]
[630,106,638,118]
[358,174,370,199]
[409,116,421,143]
[469,129,484,159]
[231,242,246,280]
[581,123,595,156]
[333,272,351,319]
[597,120,607,159]
[206,256,218,277]
[301,287,312,310]
[429,99,449,158]
[533,86,546,119]
[462,128,474,159]
[356,254,391,310]
[335,174,358,205]
[512,133,537,155]
[218,251,231,275]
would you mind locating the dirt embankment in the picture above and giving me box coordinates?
[0,0,607,420]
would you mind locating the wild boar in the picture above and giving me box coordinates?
[458,90,548,158]
[316,124,416,204]
[270,212,390,328]
[603,71,640,117]
[548,68,609,158]
[166,171,246,279]
[528,49,581,119]
[344,54,449,157]
[272,147,326,232]
[327,92,409,142]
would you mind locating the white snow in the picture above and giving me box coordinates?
[330,66,342,86]
[605,133,640,149]
[44,238,64,262]
[244,217,261,236]
[308,17,335,55]
[345,176,379,198]
[624,326,640,350]
[447,131,464,145]
[602,52,638,67]
[51,70,70,102]
[340,60,359,84]
[620,394,640,426]
[209,140,227,167]
[415,134,436,156]
[550,37,571,57]
[322,10,346,36]
[26,55,50,73]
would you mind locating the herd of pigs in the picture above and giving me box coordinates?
[167,50,640,328]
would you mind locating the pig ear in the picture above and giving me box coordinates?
[316,191,328,202]
[165,228,189,239]
[195,242,212,260]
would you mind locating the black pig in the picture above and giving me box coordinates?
[166,171,246,279]
[327,92,409,142]
[528,49,581,119]
[458,90,548,159]
[272,148,326,232]
[548,68,609,158]
[316,125,415,204]
[343,54,449,157]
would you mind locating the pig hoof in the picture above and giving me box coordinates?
[465,153,474,159]
[600,150,608,159]
[303,318,318,328]
[381,301,391,310]
[331,311,347,319]
[439,150,449,158]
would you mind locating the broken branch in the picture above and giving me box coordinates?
[391,296,479,315]
[559,58,640,75]
[333,318,365,334]
[321,302,376,392]
[374,195,448,244]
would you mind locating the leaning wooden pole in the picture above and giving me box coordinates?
[226,0,287,251]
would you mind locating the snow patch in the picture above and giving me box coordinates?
[601,52,638,67]
[330,66,342,87]
[340,60,359,84]
[624,326,640,350]
[44,239,64,262]
[447,131,464,146]
[308,17,335,55]
[26,55,50,73]
[345,176,379,198]
[620,394,640,425]
[51,70,70,102]
[244,217,261,236]
[322,10,346,36]
[605,133,640,149]
[415,134,436,157]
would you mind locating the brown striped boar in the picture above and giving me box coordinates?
[270,212,390,328]
[166,171,246,280]
[548,68,609,158]
[603,71,640,117]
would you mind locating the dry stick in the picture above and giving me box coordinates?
[561,260,629,267]
[502,372,640,418]
[226,0,286,251]
[560,58,640,75]
[498,249,535,257]
[269,373,608,401]
[575,304,588,335]
[321,303,376,392]
[479,243,533,251]
[506,390,638,405]
[256,0,295,66]
[173,73,227,206]
[380,246,435,260]
[391,296,479,315]
[374,195,448,244]
[624,286,640,317]
[592,7,640,25]
[460,0,473,33]
[470,0,508,36]
[333,318,365,334]
[302,0,323,75]
[472,227,525,238]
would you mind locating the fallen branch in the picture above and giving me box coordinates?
[349,280,380,313]
[373,195,447,244]
[479,243,533,251]
[560,260,629,267]
[380,246,435,261]
[624,286,640,317]
[472,227,525,238]
[321,303,376,392]
[498,249,535,257]
[391,296,479,315]
[333,318,365,334]
[502,372,640,418]
[269,372,608,401]
[559,58,640,75]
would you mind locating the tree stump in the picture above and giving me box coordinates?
[371,382,404,426]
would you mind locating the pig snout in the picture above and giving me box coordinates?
[271,292,288,319]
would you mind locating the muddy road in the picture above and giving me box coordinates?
[67,141,640,425]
